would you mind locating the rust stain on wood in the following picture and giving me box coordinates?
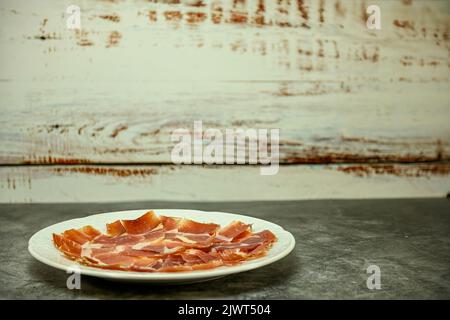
[360,0,368,24]
[362,46,379,62]
[148,10,158,22]
[110,124,128,138]
[164,10,183,21]
[35,124,74,134]
[53,166,158,177]
[436,139,444,161]
[6,177,16,190]
[334,0,345,17]
[34,33,60,41]
[93,147,148,154]
[23,157,92,165]
[393,19,415,31]
[186,12,207,24]
[139,129,161,137]
[99,14,121,23]
[297,47,312,56]
[332,40,340,58]
[75,29,94,47]
[337,164,450,177]
[253,0,265,25]
[211,3,223,24]
[78,39,94,46]
[139,0,342,28]
[34,18,60,41]
[316,39,324,58]
[284,148,448,164]
[400,55,443,67]
[270,81,351,96]
[106,31,121,47]
[229,11,248,24]
[340,135,383,144]
[2,175,32,191]
[297,0,309,20]
[319,0,325,23]
[186,1,206,8]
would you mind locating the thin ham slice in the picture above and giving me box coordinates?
[106,220,126,237]
[52,211,277,272]
[212,230,277,264]
[160,216,219,234]
[53,233,82,258]
[215,221,252,242]
[121,211,161,234]
[160,216,219,249]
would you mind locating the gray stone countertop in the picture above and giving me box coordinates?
[1,199,449,299]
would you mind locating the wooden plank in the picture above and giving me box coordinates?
[0,164,449,202]
[0,80,448,164]
[1,0,448,82]
[0,0,449,164]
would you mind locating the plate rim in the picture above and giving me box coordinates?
[28,208,296,281]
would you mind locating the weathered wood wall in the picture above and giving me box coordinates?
[0,0,449,202]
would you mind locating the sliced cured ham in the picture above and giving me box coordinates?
[211,230,278,264]
[52,211,277,272]
[106,220,126,237]
[215,221,252,242]
[121,211,161,234]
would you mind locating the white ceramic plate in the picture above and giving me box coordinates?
[28,209,295,284]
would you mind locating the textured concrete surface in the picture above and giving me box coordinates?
[0,199,449,299]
